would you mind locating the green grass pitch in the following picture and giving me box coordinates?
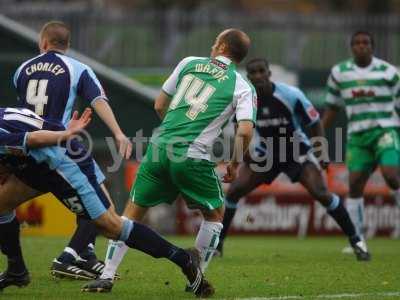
[1,236,399,299]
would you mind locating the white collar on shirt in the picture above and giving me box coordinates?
[215,55,232,65]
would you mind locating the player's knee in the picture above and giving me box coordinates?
[225,184,244,203]
[381,169,400,190]
[348,178,366,197]
[310,186,331,204]
[203,206,224,222]
[93,212,122,240]
[98,225,120,240]
[349,183,364,197]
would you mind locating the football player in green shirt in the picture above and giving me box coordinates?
[323,31,400,255]
[83,28,255,296]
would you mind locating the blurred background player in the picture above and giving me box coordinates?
[322,31,400,254]
[0,107,209,297]
[215,58,370,261]
[0,20,132,284]
[82,28,255,294]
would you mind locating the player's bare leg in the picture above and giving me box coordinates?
[88,196,215,296]
[0,174,42,214]
[380,166,400,190]
[123,201,149,220]
[298,162,370,261]
[84,200,211,297]
[380,166,400,207]
[217,162,266,256]
[298,162,333,207]
[99,201,147,282]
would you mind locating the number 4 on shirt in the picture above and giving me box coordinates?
[26,79,49,116]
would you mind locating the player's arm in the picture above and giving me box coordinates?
[307,120,330,169]
[78,68,132,159]
[26,108,92,148]
[321,104,340,129]
[224,120,254,182]
[293,88,330,169]
[224,85,257,183]
[91,99,132,159]
[322,71,343,129]
[390,68,400,115]
[154,91,171,120]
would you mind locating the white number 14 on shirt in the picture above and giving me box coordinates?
[169,74,216,120]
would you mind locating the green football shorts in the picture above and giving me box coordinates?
[346,127,400,172]
[130,143,224,210]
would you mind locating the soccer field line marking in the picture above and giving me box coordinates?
[235,291,400,300]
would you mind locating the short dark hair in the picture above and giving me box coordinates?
[350,30,374,48]
[220,29,250,63]
[40,21,70,50]
[246,58,269,71]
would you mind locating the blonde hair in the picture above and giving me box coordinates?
[40,21,70,50]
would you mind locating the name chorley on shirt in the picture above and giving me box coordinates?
[25,62,65,76]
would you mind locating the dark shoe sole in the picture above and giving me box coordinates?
[51,269,95,280]
[81,286,112,293]
[355,252,371,261]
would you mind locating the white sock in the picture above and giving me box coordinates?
[346,197,364,239]
[100,240,128,280]
[87,243,95,251]
[63,247,79,260]
[195,221,223,273]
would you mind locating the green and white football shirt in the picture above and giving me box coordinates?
[326,57,400,135]
[152,55,257,160]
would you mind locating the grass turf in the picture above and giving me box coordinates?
[0,236,399,299]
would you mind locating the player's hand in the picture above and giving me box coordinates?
[317,154,330,170]
[115,133,132,160]
[223,162,239,183]
[67,108,92,136]
[320,160,330,170]
[313,147,329,170]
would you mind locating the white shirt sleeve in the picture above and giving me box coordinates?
[162,56,200,96]
[390,67,400,111]
[325,68,344,107]
[234,74,256,123]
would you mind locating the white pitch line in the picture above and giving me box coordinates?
[235,291,400,300]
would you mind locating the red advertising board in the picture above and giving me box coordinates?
[125,162,400,237]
